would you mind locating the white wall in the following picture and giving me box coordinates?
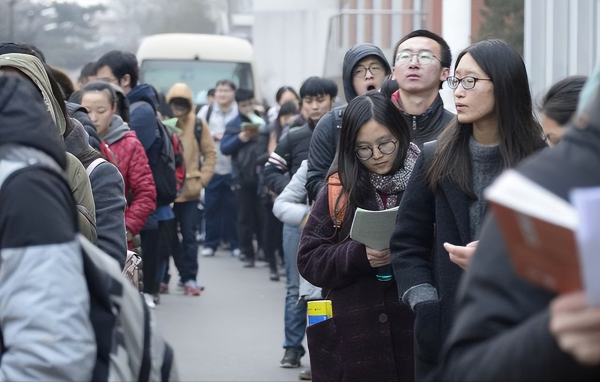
[525,0,600,103]
[440,0,472,113]
[253,0,339,107]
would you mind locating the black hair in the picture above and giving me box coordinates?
[81,81,118,113]
[273,100,300,141]
[215,79,236,91]
[48,66,75,100]
[427,39,545,197]
[275,86,300,104]
[394,29,452,69]
[540,75,587,126]
[380,75,399,98]
[108,83,131,123]
[95,50,139,88]
[0,42,35,56]
[235,88,254,102]
[337,91,411,210]
[78,62,96,85]
[20,44,46,63]
[207,88,215,97]
[299,76,338,99]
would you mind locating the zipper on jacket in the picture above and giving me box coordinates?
[412,116,417,130]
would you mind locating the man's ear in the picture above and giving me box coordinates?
[440,67,450,82]
[120,73,131,88]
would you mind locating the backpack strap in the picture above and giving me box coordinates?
[194,119,203,146]
[327,172,348,229]
[206,104,213,124]
[86,158,107,177]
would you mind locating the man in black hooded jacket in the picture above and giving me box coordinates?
[306,43,391,201]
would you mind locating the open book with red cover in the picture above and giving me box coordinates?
[485,171,583,295]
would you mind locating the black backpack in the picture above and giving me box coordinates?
[131,102,181,207]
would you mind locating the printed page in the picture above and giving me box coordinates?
[350,206,399,251]
[571,187,600,307]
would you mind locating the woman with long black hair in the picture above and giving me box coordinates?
[390,39,547,381]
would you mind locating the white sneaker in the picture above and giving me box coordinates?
[143,293,156,308]
[232,248,241,258]
[201,247,215,256]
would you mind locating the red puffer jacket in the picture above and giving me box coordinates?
[109,131,156,235]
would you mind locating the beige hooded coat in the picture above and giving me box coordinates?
[166,83,216,202]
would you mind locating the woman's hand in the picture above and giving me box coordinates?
[238,131,252,142]
[550,291,600,366]
[366,247,390,268]
[444,240,478,270]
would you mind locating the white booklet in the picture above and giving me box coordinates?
[349,206,399,251]
[571,187,600,307]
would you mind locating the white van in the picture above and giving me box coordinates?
[136,33,260,104]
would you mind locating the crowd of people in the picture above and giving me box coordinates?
[0,26,598,382]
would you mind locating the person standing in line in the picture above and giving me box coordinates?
[0,74,96,381]
[164,82,216,296]
[539,75,587,146]
[390,39,547,381]
[442,66,600,382]
[197,79,241,257]
[305,43,391,202]
[298,92,419,381]
[221,89,271,269]
[264,76,338,369]
[94,50,167,305]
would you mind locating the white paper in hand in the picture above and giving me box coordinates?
[350,206,399,251]
[570,187,600,307]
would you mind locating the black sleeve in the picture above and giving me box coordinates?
[306,111,336,202]
[264,133,292,195]
[0,169,77,249]
[442,214,600,381]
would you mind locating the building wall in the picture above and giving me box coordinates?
[252,0,339,106]
[525,0,600,102]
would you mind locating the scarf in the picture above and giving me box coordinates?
[0,53,67,135]
[369,142,420,209]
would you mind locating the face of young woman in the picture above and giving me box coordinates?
[81,91,115,137]
[452,53,496,127]
[355,119,399,175]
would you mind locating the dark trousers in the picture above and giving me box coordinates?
[261,196,282,273]
[158,218,177,285]
[172,201,200,283]
[140,228,159,295]
[233,183,261,259]
[204,173,238,250]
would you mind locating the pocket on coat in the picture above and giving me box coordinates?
[306,317,343,381]
[414,299,442,366]
[181,175,203,199]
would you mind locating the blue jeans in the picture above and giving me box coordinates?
[204,174,238,251]
[283,224,306,350]
[173,201,200,283]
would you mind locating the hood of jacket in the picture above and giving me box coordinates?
[0,75,67,169]
[103,115,131,145]
[127,83,159,114]
[64,117,102,168]
[342,44,391,103]
[166,82,196,127]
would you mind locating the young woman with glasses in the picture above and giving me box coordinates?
[390,39,547,381]
[297,91,420,381]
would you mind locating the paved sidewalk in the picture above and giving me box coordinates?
[154,249,310,381]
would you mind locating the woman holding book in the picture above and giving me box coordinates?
[297,91,420,381]
[389,39,547,381]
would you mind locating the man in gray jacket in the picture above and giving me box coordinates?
[0,75,96,380]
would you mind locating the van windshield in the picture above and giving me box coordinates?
[139,60,254,104]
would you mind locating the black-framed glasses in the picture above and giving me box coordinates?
[352,64,383,78]
[395,50,441,66]
[355,140,397,161]
[447,76,492,90]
